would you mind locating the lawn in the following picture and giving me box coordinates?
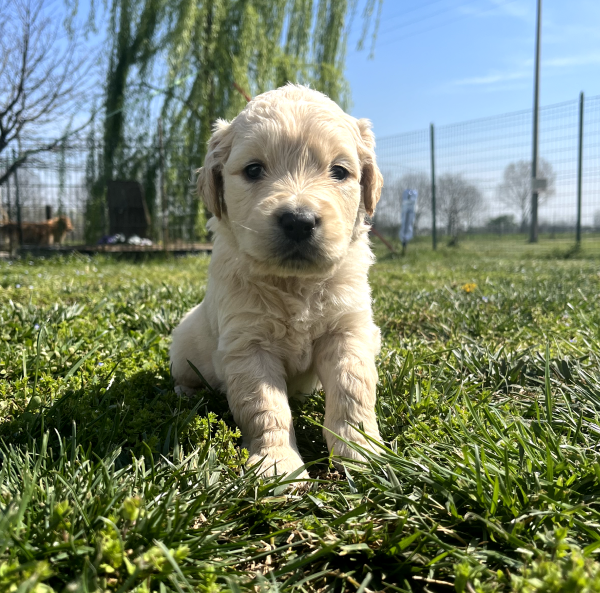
[1,246,600,592]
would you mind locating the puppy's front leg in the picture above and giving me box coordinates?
[315,326,382,462]
[223,348,307,479]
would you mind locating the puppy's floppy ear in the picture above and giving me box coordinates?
[197,119,233,219]
[357,118,383,217]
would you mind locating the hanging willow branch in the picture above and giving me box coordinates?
[233,82,252,103]
[69,0,381,242]
[78,0,381,174]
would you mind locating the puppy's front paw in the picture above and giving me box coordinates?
[174,384,198,398]
[247,447,309,481]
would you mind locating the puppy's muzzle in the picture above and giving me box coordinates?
[278,209,320,243]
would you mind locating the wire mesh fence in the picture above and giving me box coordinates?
[0,138,206,253]
[1,142,88,246]
[1,94,599,255]
[375,93,600,254]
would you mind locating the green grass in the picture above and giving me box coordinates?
[1,248,600,592]
[378,231,600,259]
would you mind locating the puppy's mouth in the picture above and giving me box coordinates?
[266,233,335,274]
[277,243,320,266]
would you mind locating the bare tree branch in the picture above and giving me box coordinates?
[0,0,96,157]
[0,114,95,186]
[496,159,556,229]
[375,172,431,231]
[436,173,483,238]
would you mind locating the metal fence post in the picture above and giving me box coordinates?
[13,149,23,246]
[6,163,12,221]
[529,0,542,243]
[576,91,584,246]
[158,119,169,249]
[430,123,437,250]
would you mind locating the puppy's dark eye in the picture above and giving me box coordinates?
[330,165,349,181]
[244,163,264,180]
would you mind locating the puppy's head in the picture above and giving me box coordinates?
[197,84,383,276]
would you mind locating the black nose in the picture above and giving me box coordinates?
[278,210,317,242]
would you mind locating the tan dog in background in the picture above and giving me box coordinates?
[1,215,74,245]
[49,215,74,244]
[170,84,383,478]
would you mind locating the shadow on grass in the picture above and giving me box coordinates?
[2,367,331,473]
[290,391,330,468]
[1,368,237,463]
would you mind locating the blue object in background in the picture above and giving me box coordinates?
[399,189,417,246]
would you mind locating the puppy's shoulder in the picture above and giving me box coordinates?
[322,232,375,312]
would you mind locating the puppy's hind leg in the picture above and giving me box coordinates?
[174,384,199,398]
[170,302,219,394]
[287,368,321,403]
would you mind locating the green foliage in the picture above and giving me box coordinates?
[76,0,381,243]
[511,540,600,593]
[85,113,108,243]
[487,214,517,235]
[2,248,600,590]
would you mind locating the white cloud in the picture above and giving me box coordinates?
[544,54,600,68]
[453,70,529,87]
[457,0,530,21]
[451,52,600,89]
[490,0,530,19]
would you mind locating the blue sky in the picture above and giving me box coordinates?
[345,0,600,137]
[46,0,600,142]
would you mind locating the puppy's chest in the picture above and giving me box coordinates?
[271,292,331,372]
[282,297,327,340]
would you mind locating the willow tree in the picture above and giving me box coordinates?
[80,0,381,241]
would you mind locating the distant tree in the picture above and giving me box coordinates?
[594,210,600,231]
[436,173,482,242]
[375,171,430,234]
[487,214,516,235]
[0,0,93,186]
[496,159,556,231]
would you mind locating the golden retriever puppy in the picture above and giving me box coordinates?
[170,84,383,479]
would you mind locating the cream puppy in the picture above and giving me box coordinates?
[170,84,383,478]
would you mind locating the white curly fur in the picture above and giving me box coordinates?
[170,84,383,479]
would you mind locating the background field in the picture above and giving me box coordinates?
[1,246,600,592]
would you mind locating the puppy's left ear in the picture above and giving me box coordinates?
[197,120,233,219]
[357,118,383,216]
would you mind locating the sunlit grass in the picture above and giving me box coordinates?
[1,249,600,591]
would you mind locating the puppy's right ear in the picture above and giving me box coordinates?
[197,120,233,219]
[356,118,383,217]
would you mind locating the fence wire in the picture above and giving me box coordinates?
[1,94,599,254]
[375,94,600,253]
[0,139,203,251]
